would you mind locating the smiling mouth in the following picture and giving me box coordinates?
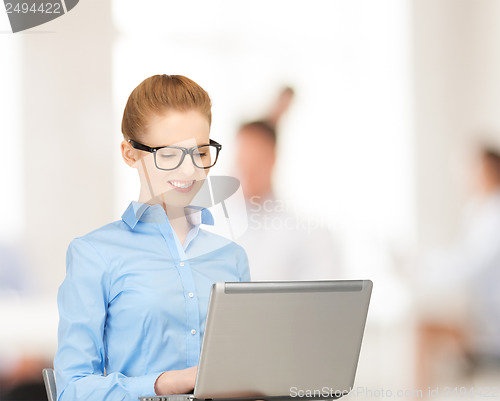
[168,180,195,192]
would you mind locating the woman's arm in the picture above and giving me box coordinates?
[154,366,197,395]
[55,238,162,401]
[235,244,251,282]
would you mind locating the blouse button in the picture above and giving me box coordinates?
[188,292,194,298]
[179,262,185,267]
[191,329,197,335]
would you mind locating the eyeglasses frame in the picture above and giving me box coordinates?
[128,139,222,171]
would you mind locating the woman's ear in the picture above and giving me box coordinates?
[121,140,139,168]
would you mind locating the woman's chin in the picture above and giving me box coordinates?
[161,187,200,208]
[141,180,205,209]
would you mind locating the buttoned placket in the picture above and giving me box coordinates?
[157,221,201,367]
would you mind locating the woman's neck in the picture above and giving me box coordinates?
[163,202,192,247]
[138,192,193,246]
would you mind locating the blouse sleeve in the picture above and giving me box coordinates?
[235,244,251,282]
[54,238,162,401]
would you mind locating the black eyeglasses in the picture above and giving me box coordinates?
[129,139,222,170]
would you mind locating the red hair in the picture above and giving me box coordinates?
[121,74,212,140]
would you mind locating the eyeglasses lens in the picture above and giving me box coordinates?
[155,145,218,170]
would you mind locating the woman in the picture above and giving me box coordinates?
[54,75,250,400]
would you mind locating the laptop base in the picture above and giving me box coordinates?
[139,395,344,401]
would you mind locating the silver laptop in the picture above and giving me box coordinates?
[140,280,372,401]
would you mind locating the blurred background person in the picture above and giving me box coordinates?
[415,142,500,389]
[234,87,342,281]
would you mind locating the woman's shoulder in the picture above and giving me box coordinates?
[65,219,141,274]
[68,219,134,254]
[76,219,128,240]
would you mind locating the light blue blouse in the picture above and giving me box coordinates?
[54,201,250,401]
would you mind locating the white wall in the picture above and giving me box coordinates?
[20,0,115,294]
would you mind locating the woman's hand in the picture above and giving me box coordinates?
[154,366,198,395]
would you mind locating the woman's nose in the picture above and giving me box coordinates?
[177,153,196,175]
